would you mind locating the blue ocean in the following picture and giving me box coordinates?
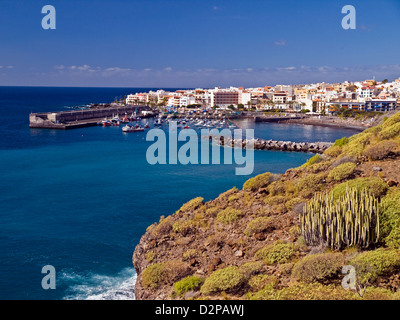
[0,87,360,300]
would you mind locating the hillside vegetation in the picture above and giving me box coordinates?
[133,111,400,300]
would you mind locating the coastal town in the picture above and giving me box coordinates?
[29,77,400,132]
[124,77,400,114]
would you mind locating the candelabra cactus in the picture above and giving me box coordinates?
[300,187,381,249]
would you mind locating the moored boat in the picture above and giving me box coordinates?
[102,118,112,127]
[122,124,145,132]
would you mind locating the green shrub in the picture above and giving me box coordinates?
[266,179,293,196]
[200,266,246,295]
[308,160,332,173]
[205,206,219,217]
[380,188,400,249]
[263,195,287,206]
[228,194,239,202]
[243,172,273,191]
[141,260,191,289]
[363,140,398,160]
[349,248,400,284]
[331,177,388,199]
[328,162,356,181]
[248,274,277,292]
[296,173,324,192]
[247,282,355,300]
[324,145,343,158]
[342,133,373,157]
[151,215,173,237]
[291,253,344,283]
[239,261,264,278]
[179,197,204,212]
[333,137,349,147]
[254,242,296,265]
[379,122,400,140]
[244,216,272,236]
[363,123,383,134]
[145,250,156,263]
[385,226,400,250]
[304,154,322,167]
[362,287,400,300]
[172,220,195,236]
[173,276,204,296]
[216,207,242,224]
[218,187,238,199]
[285,198,304,211]
[382,111,400,129]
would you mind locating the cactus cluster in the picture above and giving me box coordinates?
[300,187,381,249]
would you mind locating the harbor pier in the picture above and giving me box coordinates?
[29,105,153,129]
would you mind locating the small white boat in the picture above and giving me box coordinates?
[122,124,144,132]
[112,114,120,122]
[101,118,112,127]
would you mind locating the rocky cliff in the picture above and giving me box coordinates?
[133,111,400,300]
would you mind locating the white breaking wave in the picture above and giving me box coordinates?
[61,268,136,300]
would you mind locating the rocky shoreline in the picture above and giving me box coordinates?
[217,137,333,154]
[132,110,400,301]
[284,117,369,131]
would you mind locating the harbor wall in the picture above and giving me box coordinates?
[218,137,333,154]
[29,105,152,129]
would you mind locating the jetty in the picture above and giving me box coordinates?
[218,137,333,154]
[29,105,153,129]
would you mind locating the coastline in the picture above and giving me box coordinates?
[281,116,370,131]
[132,110,400,301]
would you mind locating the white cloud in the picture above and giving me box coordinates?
[273,40,286,46]
[0,65,14,69]
[103,67,131,72]
[77,65,91,71]
[277,66,296,71]
[43,63,400,87]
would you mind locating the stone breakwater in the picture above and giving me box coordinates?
[217,137,333,154]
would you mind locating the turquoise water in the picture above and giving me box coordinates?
[0,87,359,300]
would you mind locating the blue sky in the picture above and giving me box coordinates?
[0,0,400,87]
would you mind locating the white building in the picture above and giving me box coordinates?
[126,94,137,105]
[180,95,196,107]
[239,91,252,106]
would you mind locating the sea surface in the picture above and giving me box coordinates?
[0,87,360,300]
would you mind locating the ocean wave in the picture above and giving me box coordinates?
[61,268,136,300]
